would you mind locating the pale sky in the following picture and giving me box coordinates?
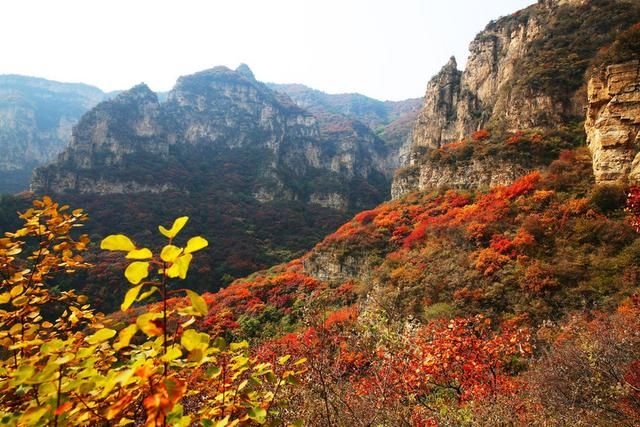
[0,0,534,101]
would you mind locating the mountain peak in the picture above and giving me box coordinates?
[114,83,157,104]
[445,56,457,69]
[236,63,255,80]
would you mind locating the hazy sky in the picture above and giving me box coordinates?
[1,0,534,101]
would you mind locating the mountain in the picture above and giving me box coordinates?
[2,0,640,425]
[268,82,421,166]
[0,75,106,193]
[24,64,398,310]
[33,65,391,210]
[392,0,640,198]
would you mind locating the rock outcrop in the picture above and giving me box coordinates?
[32,65,391,210]
[393,0,640,197]
[586,60,640,184]
[391,158,528,199]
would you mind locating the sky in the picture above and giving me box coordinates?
[0,0,534,101]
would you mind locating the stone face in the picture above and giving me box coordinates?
[60,84,165,169]
[586,60,640,184]
[393,8,545,196]
[411,57,463,149]
[32,65,391,209]
[302,250,378,284]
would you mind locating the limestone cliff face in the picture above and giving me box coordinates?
[31,84,168,194]
[391,159,528,199]
[302,249,379,284]
[59,84,166,169]
[586,60,640,184]
[394,0,640,198]
[410,12,546,150]
[32,65,390,209]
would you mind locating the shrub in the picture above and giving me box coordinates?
[591,184,627,213]
[0,198,304,426]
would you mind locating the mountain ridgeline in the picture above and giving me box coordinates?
[31,65,393,211]
[266,82,422,167]
[22,65,412,309]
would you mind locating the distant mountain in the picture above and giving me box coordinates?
[0,75,107,193]
[33,65,391,210]
[267,83,421,166]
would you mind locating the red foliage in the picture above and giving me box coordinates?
[323,306,358,329]
[506,131,525,145]
[472,129,491,141]
[626,186,640,232]
[440,140,467,151]
[352,315,531,423]
[354,209,378,225]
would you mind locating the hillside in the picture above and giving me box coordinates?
[171,0,640,424]
[32,65,391,208]
[0,75,106,193]
[1,0,640,425]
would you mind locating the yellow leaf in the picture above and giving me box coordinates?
[12,295,28,307]
[19,406,49,425]
[126,248,153,259]
[0,292,10,304]
[125,262,150,285]
[86,328,116,345]
[180,329,209,352]
[101,234,136,252]
[114,324,138,351]
[161,345,183,362]
[166,254,192,279]
[158,216,189,239]
[185,236,208,254]
[10,284,24,297]
[121,285,142,311]
[137,312,163,336]
[160,245,183,263]
[230,341,249,351]
[278,355,291,365]
[212,416,230,427]
[186,290,208,316]
[137,286,159,302]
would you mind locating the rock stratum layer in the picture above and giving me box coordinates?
[32,65,392,210]
[586,60,640,184]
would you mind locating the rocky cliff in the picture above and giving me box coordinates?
[32,65,391,210]
[586,60,640,184]
[393,0,640,198]
[0,75,106,193]
[268,82,421,169]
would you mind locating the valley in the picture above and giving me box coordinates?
[1,0,640,425]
